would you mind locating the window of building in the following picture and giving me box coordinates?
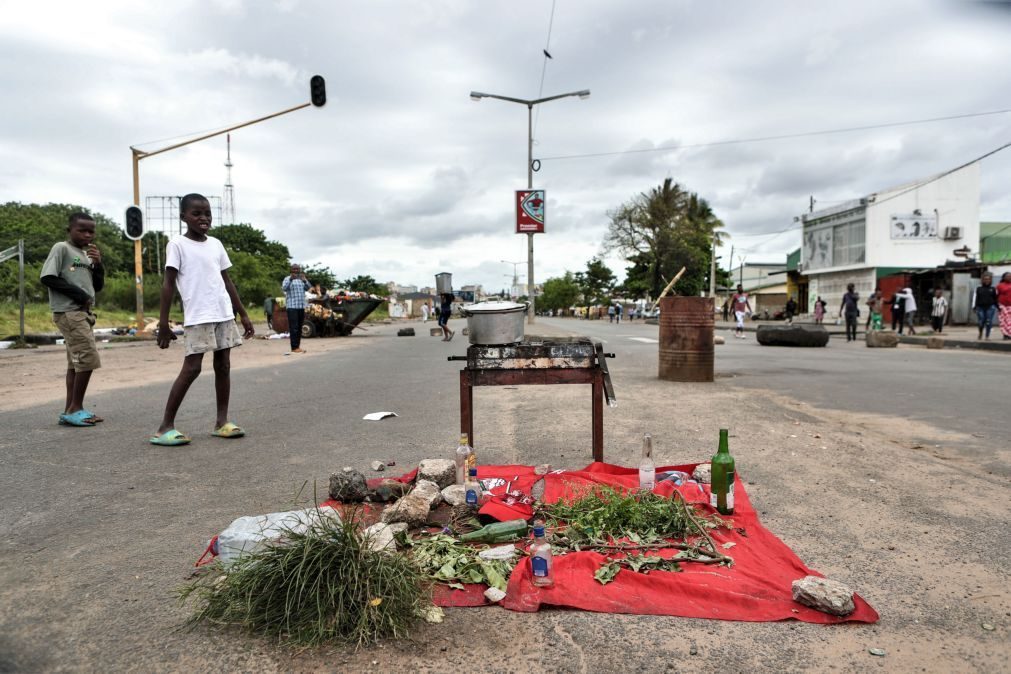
[832,220,866,266]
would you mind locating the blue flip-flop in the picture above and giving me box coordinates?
[59,410,97,427]
[149,429,192,446]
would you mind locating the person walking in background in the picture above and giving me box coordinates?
[930,288,948,334]
[868,291,884,330]
[784,296,797,323]
[282,263,312,354]
[607,304,615,323]
[813,296,826,324]
[901,288,918,335]
[997,272,1011,340]
[891,290,906,333]
[865,291,880,330]
[39,212,105,427]
[972,272,999,340]
[721,299,730,323]
[421,302,430,323]
[839,283,860,342]
[730,284,751,339]
[439,292,455,341]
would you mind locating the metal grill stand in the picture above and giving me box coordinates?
[450,337,615,462]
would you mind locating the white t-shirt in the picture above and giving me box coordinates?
[165,235,234,327]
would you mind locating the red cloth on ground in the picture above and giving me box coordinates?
[449,462,878,623]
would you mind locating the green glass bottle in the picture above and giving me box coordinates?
[710,428,735,515]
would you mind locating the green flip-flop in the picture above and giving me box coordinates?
[149,429,192,446]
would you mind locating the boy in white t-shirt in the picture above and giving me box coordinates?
[150,193,254,446]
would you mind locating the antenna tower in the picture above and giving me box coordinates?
[222,134,236,225]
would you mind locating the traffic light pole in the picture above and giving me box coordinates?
[129,100,316,329]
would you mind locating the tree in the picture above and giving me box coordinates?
[604,179,728,298]
[539,272,582,312]
[342,274,387,296]
[578,257,616,305]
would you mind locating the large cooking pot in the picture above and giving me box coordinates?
[459,301,529,345]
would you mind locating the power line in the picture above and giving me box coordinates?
[537,108,1011,162]
[532,0,558,141]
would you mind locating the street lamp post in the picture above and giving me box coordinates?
[501,259,526,298]
[471,89,590,323]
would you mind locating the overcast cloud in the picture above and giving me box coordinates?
[2,0,1010,291]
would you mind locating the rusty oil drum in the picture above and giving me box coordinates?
[658,296,714,382]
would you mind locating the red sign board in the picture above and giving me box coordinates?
[516,190,545,234]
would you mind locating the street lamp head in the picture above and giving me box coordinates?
[577,90,591,99]
[470,91,486,101]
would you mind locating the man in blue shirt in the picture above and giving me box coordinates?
[282,264,312,353]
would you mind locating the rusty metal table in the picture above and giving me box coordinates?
[451,337,615,462]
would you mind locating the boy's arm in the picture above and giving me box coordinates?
[221,269,255,338]
[157,268,179,349]
[282,276,291,291]
[40,275,92,308]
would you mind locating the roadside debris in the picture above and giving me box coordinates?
[370,460,386,472]
[329,468,368,502]
[417,459,457,489]
[791,576,856,616]
[363,411,398,421]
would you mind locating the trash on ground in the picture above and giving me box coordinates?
[363,411,398,421]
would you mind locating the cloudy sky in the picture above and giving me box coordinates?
[2,0,1010,294]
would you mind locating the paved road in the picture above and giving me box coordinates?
[536,316,1006,474]
[1,319,1007,671]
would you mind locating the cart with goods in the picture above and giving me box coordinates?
[266,291,384,338]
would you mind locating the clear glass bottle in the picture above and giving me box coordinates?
[638,433,655,491]
[455,433,473,485]
[710,428,736,515]
[464,467,481,507]
[530,521,553,587]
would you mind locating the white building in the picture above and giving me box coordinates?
[799,163,980,312]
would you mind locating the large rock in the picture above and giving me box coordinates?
[756,324,829,347]
[412,479,443,509]
[368,480,411,503]
[380,493,431,528]
[926,336,944,350]
[397,328,415,336]
[791,576,856,616]
[418,459,457,489]
[363,522,408,552]
[441,484,467,506]
[328,467,368,502]
[692,463,712,485]
[865,331,899,348]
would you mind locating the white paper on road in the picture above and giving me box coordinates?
[363,411,398,421]
[629,337,659,343]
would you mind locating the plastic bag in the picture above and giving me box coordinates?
[216,506,341,565]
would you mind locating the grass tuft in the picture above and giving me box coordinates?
[179,507,430,648]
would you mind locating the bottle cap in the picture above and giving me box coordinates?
[533,526,545,537]
[468,467,477,476]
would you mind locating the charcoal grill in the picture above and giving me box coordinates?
[449,336,615,461]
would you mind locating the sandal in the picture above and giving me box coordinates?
[81,409,104,423]
[149,429,192,446]
[59,410,97,427]
[212,422,245,438]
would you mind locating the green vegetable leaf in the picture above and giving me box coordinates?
[594,561,621,585]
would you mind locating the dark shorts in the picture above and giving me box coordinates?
[438,311,449,327]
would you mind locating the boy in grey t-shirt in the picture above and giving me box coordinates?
[39,212,105,427]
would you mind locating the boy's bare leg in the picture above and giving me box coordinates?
[64,369,74,413]
[212,348,231,428]
[67,370,93,414]
[157,353,204,434]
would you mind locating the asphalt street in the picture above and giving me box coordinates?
[1,318,1008,671]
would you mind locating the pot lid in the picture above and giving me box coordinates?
[462,301,527,313]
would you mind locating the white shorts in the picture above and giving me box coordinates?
[735,310,746,328]
[183,320,242,356]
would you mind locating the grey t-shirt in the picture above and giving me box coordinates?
[40,241,95,312]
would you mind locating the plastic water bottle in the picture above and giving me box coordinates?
[530,522,553,587]
[464,467,481,507]
[638,433,655,491]
[530,521,554,587]
[455,433,474,485]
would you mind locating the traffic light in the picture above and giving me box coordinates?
[125,206,144,240]
[310,75,326,107]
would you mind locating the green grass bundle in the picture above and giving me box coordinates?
[179,509,429,647]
